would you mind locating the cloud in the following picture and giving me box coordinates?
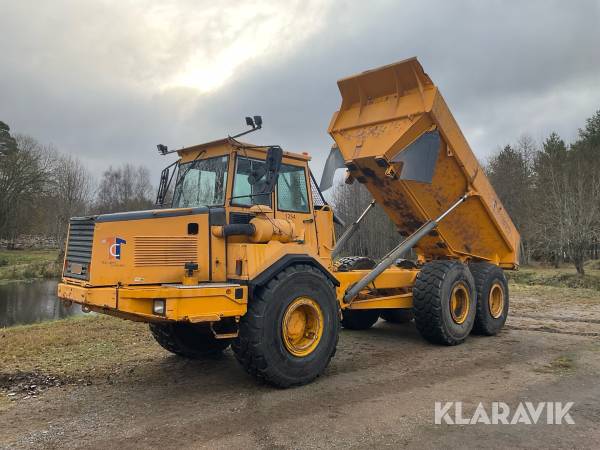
[1,0,599,183]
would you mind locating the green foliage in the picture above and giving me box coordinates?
[487,110,600,274]
[0,121,18,155]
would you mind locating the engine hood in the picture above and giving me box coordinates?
[63,207,224,287]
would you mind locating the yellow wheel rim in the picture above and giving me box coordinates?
[488,283,504,319]
[449,282,470,325]
[282,297,324,357]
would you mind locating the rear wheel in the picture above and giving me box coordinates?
[149,322,232,358]
[335,256,380,330]
[232,265,339,388]
[469,262,509,335]
[413,260,476,345]
[341,309,380,330]
[380,309,413,324]
[336,256,376,272]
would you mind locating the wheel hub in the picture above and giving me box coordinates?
[449,282,470,324]
[282,297,324,357]
[488,283,504,318]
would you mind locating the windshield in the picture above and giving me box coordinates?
[172,155,228,208]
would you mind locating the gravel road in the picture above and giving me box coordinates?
[1,284,600,449]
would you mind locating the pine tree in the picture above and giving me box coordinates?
[0,121,18,155]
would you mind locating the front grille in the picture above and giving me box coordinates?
[64,217,95,280]
[229,212,254,224]
[134,236,197,267]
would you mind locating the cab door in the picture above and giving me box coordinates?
[274,163,318,249]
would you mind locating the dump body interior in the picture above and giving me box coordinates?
[328,57,519,268]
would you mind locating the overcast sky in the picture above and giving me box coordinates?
[1,0,599,182]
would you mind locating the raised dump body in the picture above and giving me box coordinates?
[328,57,519,268]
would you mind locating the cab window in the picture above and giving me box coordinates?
[232,156,272,206]
[277,164,309,213]
[172,155,228,208]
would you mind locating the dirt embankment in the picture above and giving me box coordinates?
[1,282,600,449]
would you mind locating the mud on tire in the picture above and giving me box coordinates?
[149,322,232,358]
[232,264,339,388]
[412,260,476,346]
[469,262,509,335]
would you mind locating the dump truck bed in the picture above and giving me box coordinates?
[328,58,519,268]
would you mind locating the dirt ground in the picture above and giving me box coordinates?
[1,283,600,449]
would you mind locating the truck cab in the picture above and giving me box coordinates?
[58,138,335,324]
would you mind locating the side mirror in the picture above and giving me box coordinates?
[262,145,282,193]
[248,146,282,194]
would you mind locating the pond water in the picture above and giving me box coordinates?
[0,280,85,328]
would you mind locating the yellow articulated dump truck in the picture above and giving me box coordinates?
[58,58,519,387]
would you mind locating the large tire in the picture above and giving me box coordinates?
[336,256,376,272]
[232,264,339,388]
[149,322,232,358]
[341,309,380,330]
[380,309,413,324]
[469,262,509,335]
[413,260,477,346]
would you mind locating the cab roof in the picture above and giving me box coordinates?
[174,137,311,162]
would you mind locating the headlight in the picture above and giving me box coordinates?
[153,299,166,315]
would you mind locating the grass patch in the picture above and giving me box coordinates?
[535,355,576,375]
[0,315,164,388]
[0,249,61,282]
[0,315,162,384]
[510,283,600,305]
[551,355,575,370]
[535,355,575,374]
[507,263,600,291]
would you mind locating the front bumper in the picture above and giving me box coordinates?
[58,281,247,323]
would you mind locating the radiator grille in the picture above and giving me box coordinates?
[229,212,254,224]
[64,217,95,280]
[134,236,198,267]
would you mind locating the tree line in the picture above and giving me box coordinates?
[331,110,600,275]
[0,121,154,245]
[2,109,599,274]
[486,111,600,274]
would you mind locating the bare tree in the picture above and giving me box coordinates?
[331,180,400,259]
[486,139,536,263]
[489,116,600,274]
[95,164,154,213]
[0,134,53,241]
[47,154,93,242]
[532,133,568,266]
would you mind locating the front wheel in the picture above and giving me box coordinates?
[149,322,232,358]
[232,264,339,388]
